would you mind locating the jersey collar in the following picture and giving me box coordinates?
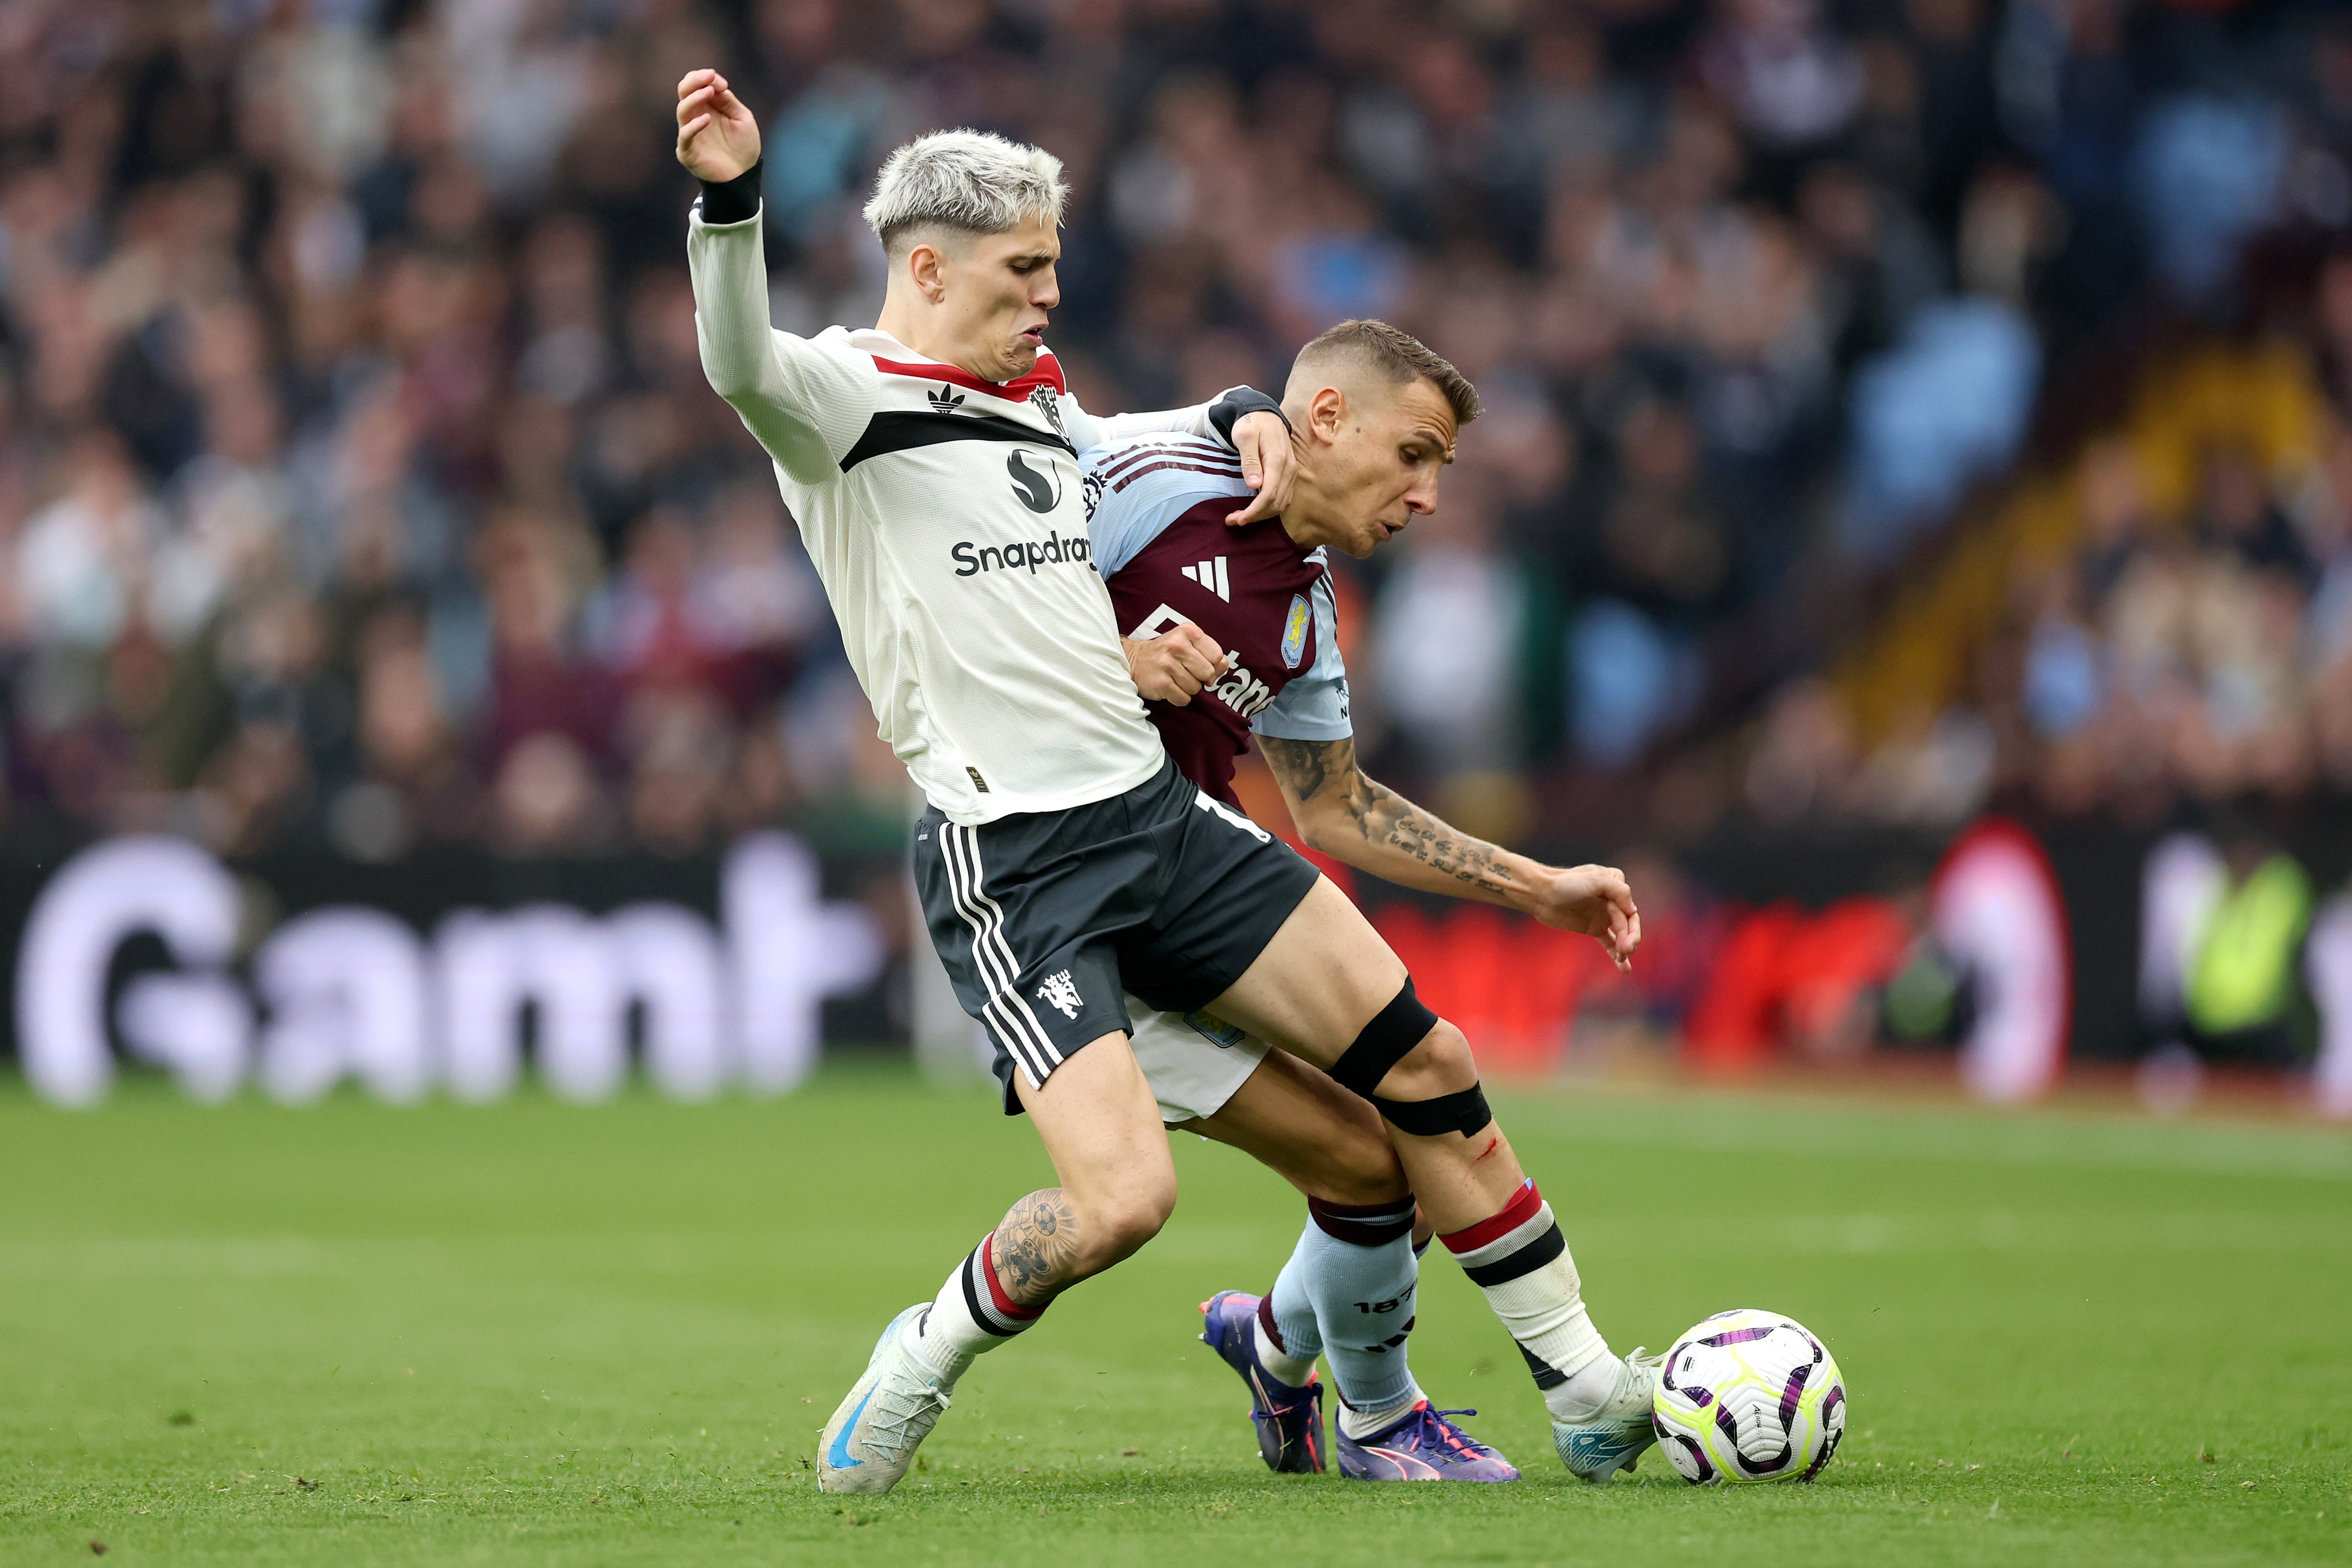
[843,327,1066,401]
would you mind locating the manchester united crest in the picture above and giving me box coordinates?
[1028,384,1069,443]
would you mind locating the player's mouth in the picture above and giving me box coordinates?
[1017,325,1047,348]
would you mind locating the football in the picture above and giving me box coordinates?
[1650,1309,1846,1483]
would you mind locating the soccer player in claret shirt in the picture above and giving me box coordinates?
[1088,321,1662,1481]
[677,69,1651,1497]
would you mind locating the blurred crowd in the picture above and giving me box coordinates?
[2,0,2349,867]
[1769,331,2352,835]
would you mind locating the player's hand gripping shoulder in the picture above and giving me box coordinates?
[1258,735,1642,971]
[1123,621,1231,706]
[1225,416,1306,527]
[676,68,760,183]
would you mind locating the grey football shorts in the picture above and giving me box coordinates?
[913,757,1319,1115]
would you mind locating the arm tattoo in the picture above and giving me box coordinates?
[1260,735,1350,805]
[993,1188,1082,1305]
[1258,735,1525,901]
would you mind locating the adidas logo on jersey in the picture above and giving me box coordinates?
[928,385,966,411]
[1181,557,1232,601]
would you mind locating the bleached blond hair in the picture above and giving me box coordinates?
[862,130,1067,258]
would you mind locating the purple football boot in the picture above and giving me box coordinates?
[1198,1290,1325,1473]
[1337,1402,1521,1482]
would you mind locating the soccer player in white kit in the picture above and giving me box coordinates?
[675,67,1659,1495]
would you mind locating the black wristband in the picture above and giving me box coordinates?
[1207,386,1289,446]
[695,159,764,225]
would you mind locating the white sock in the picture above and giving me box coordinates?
[906,1233,1045,1386]
[1338,1384,1425,1440]
[1544,1351,1626,1423]
[1483,1249,1609,1401]
[1253,1317,1317,1387]
[1439,1181,1612,1412]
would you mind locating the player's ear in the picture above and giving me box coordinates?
[907,241,949,303]
[1308,384,1347,444]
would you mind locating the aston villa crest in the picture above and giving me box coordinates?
[1280,593,1311,669]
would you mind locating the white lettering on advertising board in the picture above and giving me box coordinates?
[12,833,883,1106]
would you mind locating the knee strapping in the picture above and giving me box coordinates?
[1327,977,1440,1099]
[1373,1085,1493,1137]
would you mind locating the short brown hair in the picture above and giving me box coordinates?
[1292,319,1481,428]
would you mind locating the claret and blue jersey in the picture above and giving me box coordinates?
[1083,433,1354,807]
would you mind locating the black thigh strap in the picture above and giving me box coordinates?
[1327,977,1439,1098]
[1374,1085,1493,1138]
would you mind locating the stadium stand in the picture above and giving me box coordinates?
[6,0,2352,1080]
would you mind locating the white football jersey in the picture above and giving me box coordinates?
[688,206,1236,824]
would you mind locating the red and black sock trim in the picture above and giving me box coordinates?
[960,1233,1048,1338]
[1439,1179,1567,1288]
[1306,1195,1417,1248]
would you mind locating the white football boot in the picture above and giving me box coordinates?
[1552,1348,1664,1481]
[816,1304,953,1494]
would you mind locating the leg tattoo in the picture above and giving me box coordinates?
[993,1188,1082,1305]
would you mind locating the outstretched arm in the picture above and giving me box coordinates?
[1258,735,1641,970]
[677,68,868,484]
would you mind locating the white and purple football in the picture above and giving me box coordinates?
[1650,1308,1846,1484]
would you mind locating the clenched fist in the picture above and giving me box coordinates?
[1123,622,1230,707]
[676,68,761,183]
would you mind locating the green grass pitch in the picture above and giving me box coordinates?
[0,1064,2346,1566]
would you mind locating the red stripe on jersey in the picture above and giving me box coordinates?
[871,354,1066,399]
[1439,1181,1544,1255]
[1098,437,1236,483]
[1111,459,1248,493]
